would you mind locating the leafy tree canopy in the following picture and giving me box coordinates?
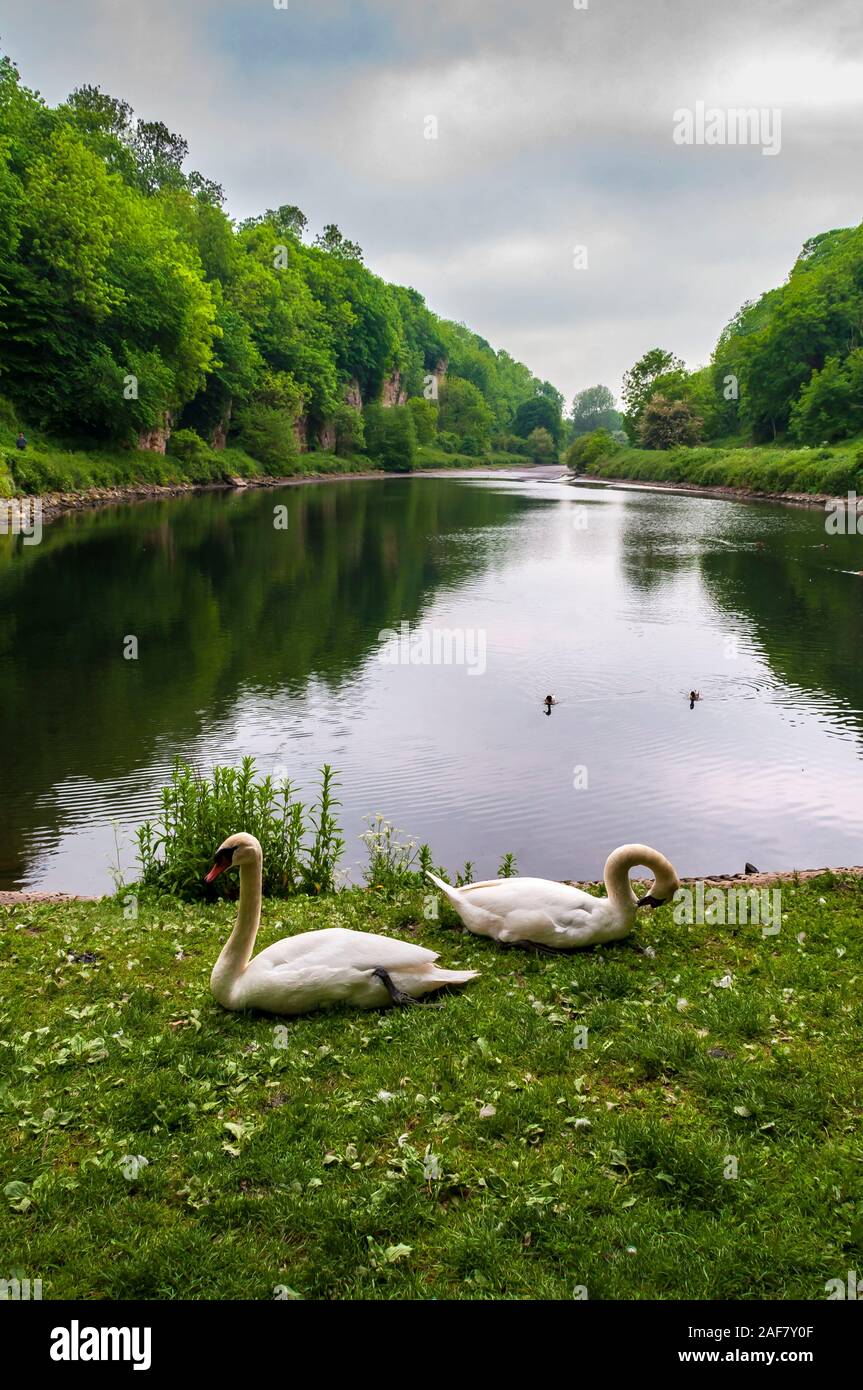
[0,47,553,460]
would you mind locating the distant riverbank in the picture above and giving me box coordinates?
[574,474,845,510]
[580,436,863,504]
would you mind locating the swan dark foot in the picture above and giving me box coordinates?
[371,965,421,1008]
[509,939,560,956]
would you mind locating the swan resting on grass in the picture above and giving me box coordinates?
[206,832,477,1014]
[426,844,680,952]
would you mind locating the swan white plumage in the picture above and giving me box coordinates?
[207,833,478,1014]
[426,844,679,951]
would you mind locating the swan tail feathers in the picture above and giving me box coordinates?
[425,870,501,937]
[425,869,461,902]
[427,966,479,987]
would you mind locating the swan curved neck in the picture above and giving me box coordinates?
[603,847,641,914]
[603,844,675,914]
[211,855,262,1003]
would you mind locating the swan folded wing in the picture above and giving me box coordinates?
[497,898,619,948]
[465,879,595,918]
[252,926,439,973]
[235,961,384,1015]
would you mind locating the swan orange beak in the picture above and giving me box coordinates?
[204,862,225,883]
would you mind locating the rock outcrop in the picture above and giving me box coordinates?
[381,370,408,407]
[293,416,309,453]
[137,411,173,454]
[317,421,336,452]
[429,357,448,398]
[211,402,232,451]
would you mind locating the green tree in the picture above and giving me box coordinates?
[570,384,623,437]
[637,395,703,449]
[438,376,493,454]
[363,403,417,471]
[313,223,363,262]
[332,402,365,456]
[526,426,556,461]
[0,45,550,472]
[564,429,619,473]
[621,348,687,440]
[715,226,863,441]
[790,351,863,444]
[407,396,438,444]
[512,393,562,444]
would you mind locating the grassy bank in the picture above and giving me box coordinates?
[1,874,860,1299]
[0,437,373,500]
[0,429,532,501]
[583,436,863,497]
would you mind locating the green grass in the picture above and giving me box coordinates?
[415,446,538,471]
[0,437,378,497]
[584,437,863,496]
[2,874,861,1300]
[0,431,533,499]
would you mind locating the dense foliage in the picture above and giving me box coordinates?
[0,51,551,471]
[613,223,863,452]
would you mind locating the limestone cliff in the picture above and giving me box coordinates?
[137,412,172,454]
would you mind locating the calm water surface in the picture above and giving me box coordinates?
[2,474,862,893]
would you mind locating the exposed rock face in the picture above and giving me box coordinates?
[293,416,309,453]
[430,357,448,397]
[137,411,173,454]
[345,378,362,410]
[381,370,408,407]
[211,401,232,451]
[317,421,336,451]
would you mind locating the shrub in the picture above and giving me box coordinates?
[436,431,460,454]
[233,403,298,474]
[0,456,14,497]
[407,396,438,444]
[564,429,618,473]
[526,426,557,461]
[437,377,493,453]
[135,757,344,900]
[492,432,528,457]
[638,395,703,449]
[166,428,218,482]
[790,351,863,444]
[363,403,417,471]
[332,403,365,456]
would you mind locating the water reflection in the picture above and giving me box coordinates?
[1,476,862,892]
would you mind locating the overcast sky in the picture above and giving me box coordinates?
[3,0,862,404]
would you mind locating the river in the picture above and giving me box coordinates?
[1,473,862,893]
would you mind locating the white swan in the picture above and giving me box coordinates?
[205,833,478,1015]
[426,844,679,951]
